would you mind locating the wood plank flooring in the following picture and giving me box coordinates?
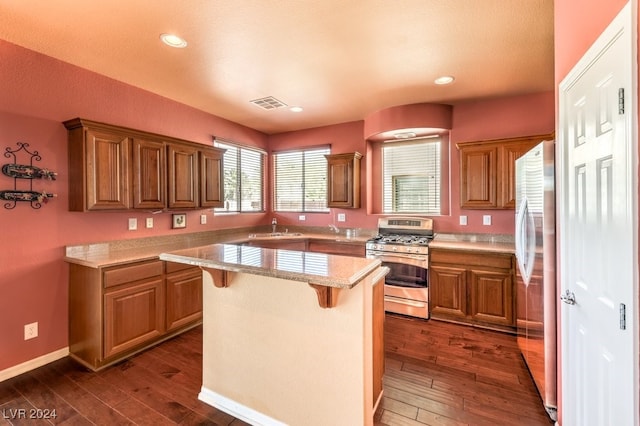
[0,315,553,425]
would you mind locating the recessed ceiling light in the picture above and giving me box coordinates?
[434,75,455,85]
[160,33,187,48]
[289,106,303,113]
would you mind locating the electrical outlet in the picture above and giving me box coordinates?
[200,214,207,225]
[128,218,137,230]
[24,322,38,340]
[483,215,492,226]
[298,215,306,221]
[146,217,153,229]
[337,213,346,222]
[459,215,467,225]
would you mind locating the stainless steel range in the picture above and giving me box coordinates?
[365,217,433,319]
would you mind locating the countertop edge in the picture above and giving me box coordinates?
[159,250,383,289]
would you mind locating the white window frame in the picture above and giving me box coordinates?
[214,138,266,213]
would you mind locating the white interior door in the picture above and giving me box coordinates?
[558,3,637,425]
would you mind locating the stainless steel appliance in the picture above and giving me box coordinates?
[515,140,557,421]
[366,217,433,319]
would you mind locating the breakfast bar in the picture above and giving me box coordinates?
[160,243,388,426]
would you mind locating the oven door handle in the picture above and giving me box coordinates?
[367,252,428,266]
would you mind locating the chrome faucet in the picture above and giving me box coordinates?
[272,218,277,233]
[328,224,339,233]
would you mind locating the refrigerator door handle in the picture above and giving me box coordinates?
[516,197,535,285]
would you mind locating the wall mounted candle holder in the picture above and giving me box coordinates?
[2,142,57,209]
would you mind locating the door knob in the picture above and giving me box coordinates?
[561,289,576,305]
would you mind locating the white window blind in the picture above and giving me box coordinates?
[383,137,441,214]
[214,139,265,212]
[273,147,330,212]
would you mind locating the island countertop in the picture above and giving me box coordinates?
[159,243,382,289]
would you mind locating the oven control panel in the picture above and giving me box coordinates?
[365,242,429,255]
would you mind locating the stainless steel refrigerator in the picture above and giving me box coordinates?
[515,140,557,421]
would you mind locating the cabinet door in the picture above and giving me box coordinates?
[85,129,131,210]
[132,138,166,209]
[166,268,202,331]
[104,279,164,358]
[167,143,199,209]
[200,147,224,208]
[459,144,497,208]
[429,265,467,319]
[499,140,538,208]
[469,269,514,327]
[326,152,361,208]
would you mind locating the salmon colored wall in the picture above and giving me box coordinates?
[268,92,555,234]
[554,1,631,424]
[0,36,556,374]
[444,92,556,234]
[267,121,370,230]
[0,39,268,371]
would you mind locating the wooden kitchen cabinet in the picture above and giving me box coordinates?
[67,124,132,211]
[104,277,164,358]
[167,142,199,209]
[325,152,362,208]
[430,248,516,333]
[458,134,552,209]
[199,147,225,208]
[133,138,166,209]
[64,118,224,211]
[68,259,202,371]
[165,262,203,331]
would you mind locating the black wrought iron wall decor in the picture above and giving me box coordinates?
[2,142,57,209]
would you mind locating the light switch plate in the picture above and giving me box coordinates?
[483,215,492,225]
[337,213,346,222]
[298,215,306,221]
[459,215,467,225]
[128,218,137,230]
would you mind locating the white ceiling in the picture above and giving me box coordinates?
[0,0,554,135]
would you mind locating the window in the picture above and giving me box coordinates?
[273,147,330,212]
[214,139,265,212]
[383,137,441,214]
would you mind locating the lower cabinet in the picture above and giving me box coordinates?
[69,259,202,371]
[430,248,515,333]
[165,262,203,331]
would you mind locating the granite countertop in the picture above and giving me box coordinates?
[64,227,373,268]
[159,243,382,289]
[430,233,515,254]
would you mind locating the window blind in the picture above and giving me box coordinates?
[273,147,330,212]
[382,137,441,214]
[214,140,265,212]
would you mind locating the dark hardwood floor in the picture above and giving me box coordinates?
[0,315,553,425]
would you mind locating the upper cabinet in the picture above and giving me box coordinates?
[458,134,553,209]
[325,152,362,209]
[65,118,224,212]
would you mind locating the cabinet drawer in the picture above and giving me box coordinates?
[431,249,512,270]
[103,260,164,288]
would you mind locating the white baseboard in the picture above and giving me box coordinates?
[0,347,69,382]
[198,386,286,426]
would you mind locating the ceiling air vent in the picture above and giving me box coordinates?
[250,96,288,110]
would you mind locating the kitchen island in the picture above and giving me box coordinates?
[160,243,388,426]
